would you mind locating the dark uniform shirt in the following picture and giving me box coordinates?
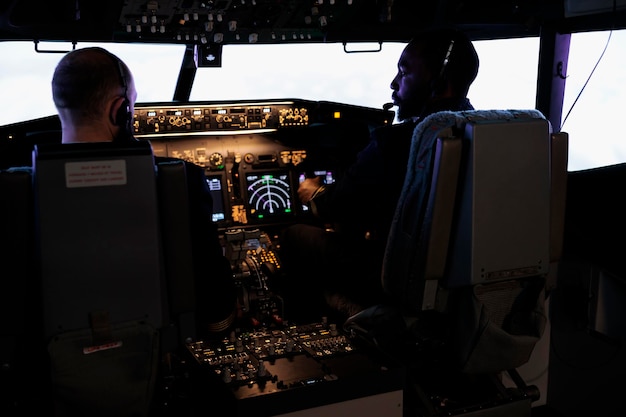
[313,98,474,247]
[280,98,475,317]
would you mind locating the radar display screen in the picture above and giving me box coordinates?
[245,171,293,221]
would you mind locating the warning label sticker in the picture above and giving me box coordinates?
[65,160,127,188]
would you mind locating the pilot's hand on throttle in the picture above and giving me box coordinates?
[298,177,323,204]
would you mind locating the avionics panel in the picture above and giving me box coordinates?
[148,132,303,229]
[298,169,336,213]
[186,321,404,417]
[133,99,393,230]
[243,170,295,223]
[133,100,310,137]
[133,99,394,137]
[206,172,228,224]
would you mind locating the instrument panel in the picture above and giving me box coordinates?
[137,99,394,231]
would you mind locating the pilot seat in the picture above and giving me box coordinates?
[343,109,568,417]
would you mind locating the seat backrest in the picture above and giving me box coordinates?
[0,168,35,364]
[560,162,626,340]
[34,141,166,339]
[0,167,50,412]
[33,141,165,416]
[1,141,228,415]
[382,109,568,373]
[155,157,237,341]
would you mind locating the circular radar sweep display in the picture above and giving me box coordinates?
[246,172,293,220]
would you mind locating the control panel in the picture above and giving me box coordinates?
[223,229,284,325]
[133,99,392,137]
[187,321,354,383]
[133,100,312,136]
[186,320,404,416]
[135,99,394,231]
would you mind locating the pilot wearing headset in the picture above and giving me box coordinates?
[280,28,480,320]
[51,47,238,336]
[52,47,137,144]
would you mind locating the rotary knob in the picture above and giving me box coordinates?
[209,152,224,168]
[243,153,255,164]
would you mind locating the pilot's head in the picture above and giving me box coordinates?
[391,28,479,121]
[52,47,137,143]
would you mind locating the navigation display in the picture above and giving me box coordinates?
[245,170,293,221]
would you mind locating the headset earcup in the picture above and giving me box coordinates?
[116,98,131,127]
[113,98,134,142]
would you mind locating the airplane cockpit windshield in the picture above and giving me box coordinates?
[3,30,626,171]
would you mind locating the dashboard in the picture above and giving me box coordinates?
[133,99,394,232]
[131,99,395,345]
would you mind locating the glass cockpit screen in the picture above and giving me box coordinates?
[206,174,226,223]
[245,171,293,221]
[298,170,335,212]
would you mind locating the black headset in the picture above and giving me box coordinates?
[431,38,455,96]
[439,39,455,80]
[107,51,134,141]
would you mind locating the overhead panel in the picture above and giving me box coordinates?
[0,0,556,45]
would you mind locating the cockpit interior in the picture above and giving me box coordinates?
[3,1,626,417]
